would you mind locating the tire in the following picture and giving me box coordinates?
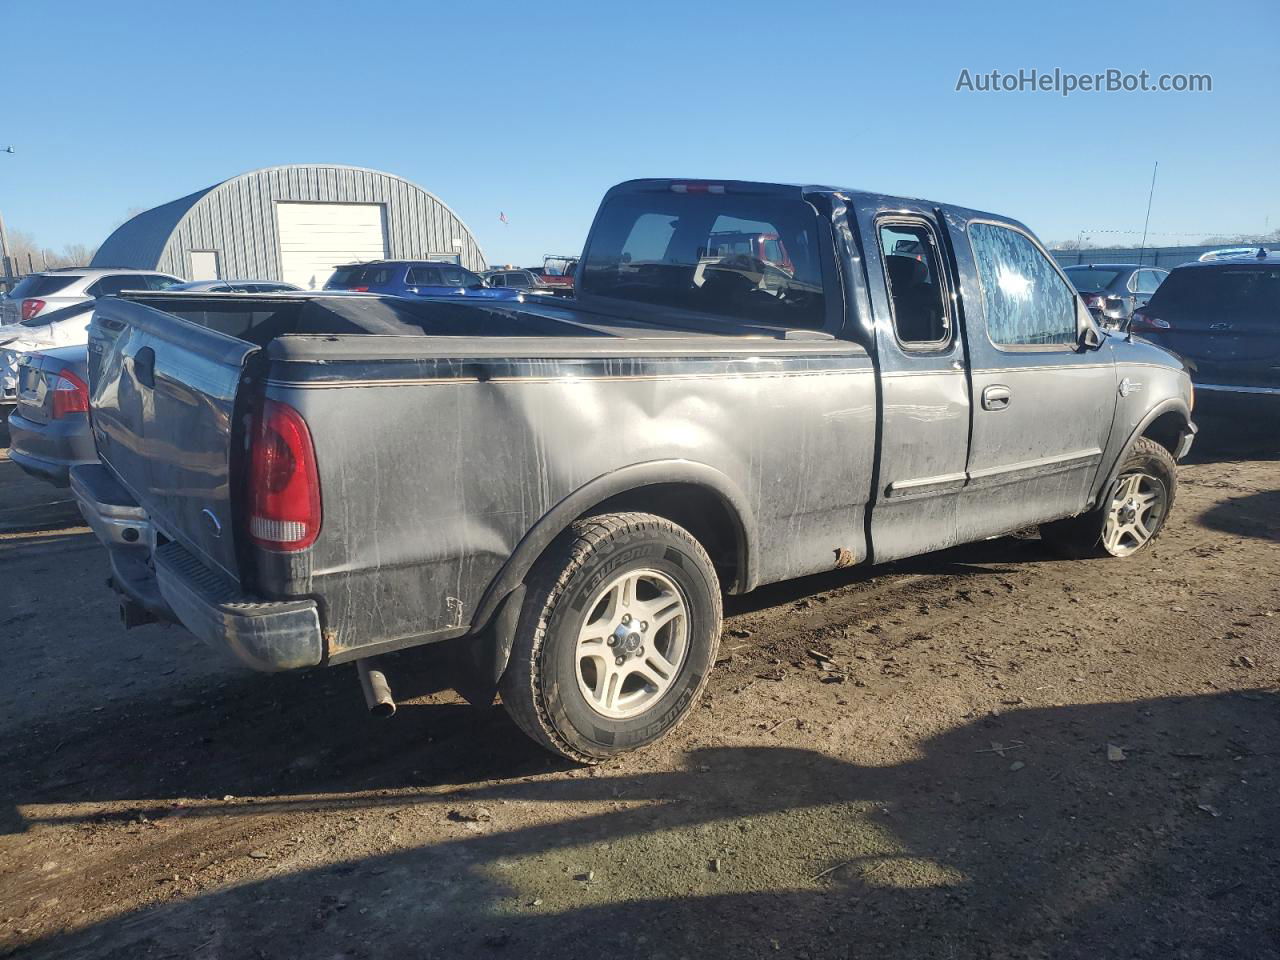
[1040,436,1177,559]
[499,512,722,763]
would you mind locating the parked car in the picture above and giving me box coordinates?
[484,268,558,294]
[1063,264,1168,329]
[1131,251,1280,417]
[323,261,521,300]
[168,280,302,293]
[526,255,578,295]
[73,177,1194,763]
[6,345,94,486]
[0,268,180,326]
[0,301,95,403]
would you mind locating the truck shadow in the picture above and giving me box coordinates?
[12,690,1278,959]
[1196,490,1280,541]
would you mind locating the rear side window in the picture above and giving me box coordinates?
[143,275,181,291]
[878,222,951,347]
[8,274,81,298]
[1134,270,1164,295]
[581,190,828,329]
[969,222,1076,347]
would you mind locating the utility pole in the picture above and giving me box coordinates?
[1,145,15,285]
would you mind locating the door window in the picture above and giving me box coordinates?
[406,267,442,286]
[969,223,1076,347]
[877,222,951,347]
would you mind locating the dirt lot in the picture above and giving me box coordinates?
[1,423,1277,960]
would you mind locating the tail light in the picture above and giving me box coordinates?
[1130,309,1170,332]
[1081,293,1105,309]
[247,399,321,550]
[50,369,89,419]
[21,298,45,322]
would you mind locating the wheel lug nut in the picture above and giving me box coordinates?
[622,614,631,624]
[640,621,648,632]
[615,656,625,666]
[607,637,617,647]
[637,646,645,656]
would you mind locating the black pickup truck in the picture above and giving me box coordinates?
[73,178,1195,761]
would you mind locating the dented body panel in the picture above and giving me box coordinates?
[74,179,1195,673]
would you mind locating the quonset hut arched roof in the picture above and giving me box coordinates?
[91,164,486,278]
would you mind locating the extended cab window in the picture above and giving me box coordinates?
[878,223,950,346]
[580,191,828,329]
[969,222,1076,347]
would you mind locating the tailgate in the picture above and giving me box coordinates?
[88,297,258,583]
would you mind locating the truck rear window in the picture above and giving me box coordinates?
[1063,267,1122,292]
[580,192,828,329]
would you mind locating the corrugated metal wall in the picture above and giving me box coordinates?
[95,165,485,278]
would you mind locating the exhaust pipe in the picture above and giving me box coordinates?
[357,657,396,718]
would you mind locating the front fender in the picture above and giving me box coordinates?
[1092,397,1193,505]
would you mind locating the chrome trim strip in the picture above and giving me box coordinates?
[966,448,1102,488]
[1196,382,1280,396]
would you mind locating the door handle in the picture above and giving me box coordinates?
[981,384,1011,410]
[134,347,155,389]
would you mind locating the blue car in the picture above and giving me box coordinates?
[323,261,521,300]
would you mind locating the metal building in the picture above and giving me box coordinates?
[92,164,486,288]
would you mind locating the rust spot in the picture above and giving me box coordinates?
[834,547,854,569]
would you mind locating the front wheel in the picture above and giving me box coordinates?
[1040,436,1177,559]
[499,512,722,762]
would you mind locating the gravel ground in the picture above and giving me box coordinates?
[0,423,1277,960]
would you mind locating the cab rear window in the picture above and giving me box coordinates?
[580,190,828,329]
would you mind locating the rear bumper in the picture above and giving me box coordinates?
[70,463,324,672]
[7,410,96,487]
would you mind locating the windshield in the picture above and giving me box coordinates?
[1063,267,1123,292]
[580,191,827,328]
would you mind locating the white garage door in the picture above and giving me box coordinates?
[276,202,388,290]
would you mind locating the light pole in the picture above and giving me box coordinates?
[1,146,14,285]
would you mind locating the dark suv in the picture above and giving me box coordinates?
[1132,252,1279,416]
[323,261,520,301]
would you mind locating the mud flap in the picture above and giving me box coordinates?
[451,584,526,708]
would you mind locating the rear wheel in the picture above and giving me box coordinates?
[1040,436,1177,559]
[499,512,722,762]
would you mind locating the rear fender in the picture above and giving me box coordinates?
[470,459,757,638]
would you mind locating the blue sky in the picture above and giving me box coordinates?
[3,0,1277,267]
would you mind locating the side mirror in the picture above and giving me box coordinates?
[1076,297,1105,349]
